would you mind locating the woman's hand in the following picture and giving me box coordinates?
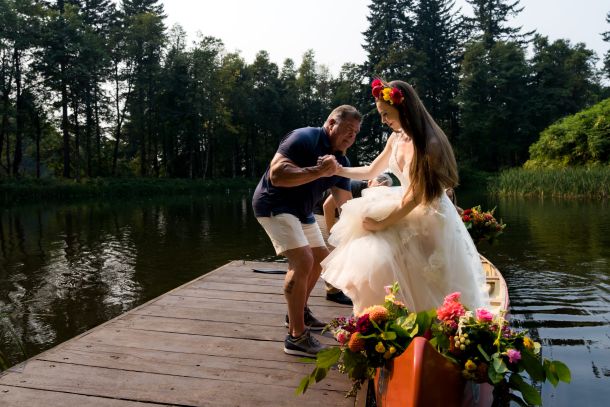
[363,216,388,231]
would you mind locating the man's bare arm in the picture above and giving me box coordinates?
[269,154,338,187]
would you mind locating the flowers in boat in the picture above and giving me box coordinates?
[461,205,506,245]
[432,292,570,406]
[296,283,424,396]
[298,286,570,407]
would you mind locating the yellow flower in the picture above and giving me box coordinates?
[465,360,477,371]
[382,87,391,101]
[375,341,386,353]
[389,346,396,354]
[523,336,534,350]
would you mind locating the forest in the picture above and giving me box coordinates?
[1,0,609,182]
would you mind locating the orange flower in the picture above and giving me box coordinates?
[348,333,366,352]
[367,305,389,324]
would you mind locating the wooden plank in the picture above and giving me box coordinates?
[0,360,352,407]
[111,314,338,346]
[36,341,347,390]
[0,385,171,407]
[170,286,349,309]
[0,261,357,406]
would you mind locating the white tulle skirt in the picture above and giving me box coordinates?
[321,186,489,314]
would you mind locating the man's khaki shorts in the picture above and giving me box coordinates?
[257,213,326,255]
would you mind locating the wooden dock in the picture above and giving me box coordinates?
[0,261,356,406]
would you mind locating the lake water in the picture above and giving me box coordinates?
[0,191,608,406]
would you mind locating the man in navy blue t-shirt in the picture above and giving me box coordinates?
[252,105,361,357]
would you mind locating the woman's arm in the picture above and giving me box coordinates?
[363,189,422,231]
[336,133,396,180]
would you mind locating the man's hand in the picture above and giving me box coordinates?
[317,155,340,177]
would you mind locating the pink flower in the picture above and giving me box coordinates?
[336,330,350,345]
[476,308,494,323]
[384,285,393,295]
[444,292,461,303]
[506,349,521,364]
[437,300,465,321]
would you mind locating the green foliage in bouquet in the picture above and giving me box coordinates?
[296,283,434,396]
[297,286,570,406]
[462,206,506,245]
[433,292,570,406]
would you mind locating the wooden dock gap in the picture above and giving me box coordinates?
[0,261,356,406]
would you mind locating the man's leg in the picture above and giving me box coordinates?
[308,246,329,300]
[283,246,313,337]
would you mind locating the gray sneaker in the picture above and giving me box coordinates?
[284,330,328,357]
[284,307,328,331]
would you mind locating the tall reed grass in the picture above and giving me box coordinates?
[488,167,610,199]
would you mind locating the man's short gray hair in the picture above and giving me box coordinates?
[326,105,362,123]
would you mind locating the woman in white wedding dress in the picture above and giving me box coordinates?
[321,79,489,314]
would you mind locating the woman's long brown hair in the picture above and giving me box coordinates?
[384,80,458,203]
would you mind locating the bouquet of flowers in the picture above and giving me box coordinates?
[431,292,571,406]
[296,283,434,396]
[462,205,506,245]
[297,286,570,406]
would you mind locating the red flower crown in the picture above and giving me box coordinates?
[371,79,404,105]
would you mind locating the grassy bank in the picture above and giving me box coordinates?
[488,167,610,199]
[0,177,259,205]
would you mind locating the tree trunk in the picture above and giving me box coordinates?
[61,67,70,178]
[12,49,22,178]
[85,84,93,177]
[94,83,101,176]
[35,111,41,179]
[73,96,81,182]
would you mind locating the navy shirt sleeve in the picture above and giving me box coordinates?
[277,130,315,166]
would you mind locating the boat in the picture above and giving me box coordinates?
[360,255,509,407]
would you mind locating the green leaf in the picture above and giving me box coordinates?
[544,359,559,386]
[551,360,571,384]
[314,367,328,382]
[409,324,419,338]
[492,355,509,374]
[477,344,491,361]
[520,350,545,382]
[315,347,341,369]
[295,375,312,395]
[382,331,397,341]
[509,374,542,406]
[508,392,530,407]
[487,360,505,384]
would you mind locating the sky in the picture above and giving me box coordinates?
[160,0,610,75]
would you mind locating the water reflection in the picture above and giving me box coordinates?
[0,192,609,405]
[459,193,610,405]
[0,194,274,367]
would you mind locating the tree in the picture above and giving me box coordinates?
[362,0,415,78]
[603,11,610,80]
[120,0,166,176]
[529,35,601,139]
[411,0,462,138]
[464,0,533,49]
[458,41,531,170]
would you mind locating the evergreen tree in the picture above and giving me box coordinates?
[362,0,415,78]
[458,40,530,170]
[411,0,462,138]
[120,0,165,176]
[603,11,610,80]
[465,0,533,49]
[529,35,601,138]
